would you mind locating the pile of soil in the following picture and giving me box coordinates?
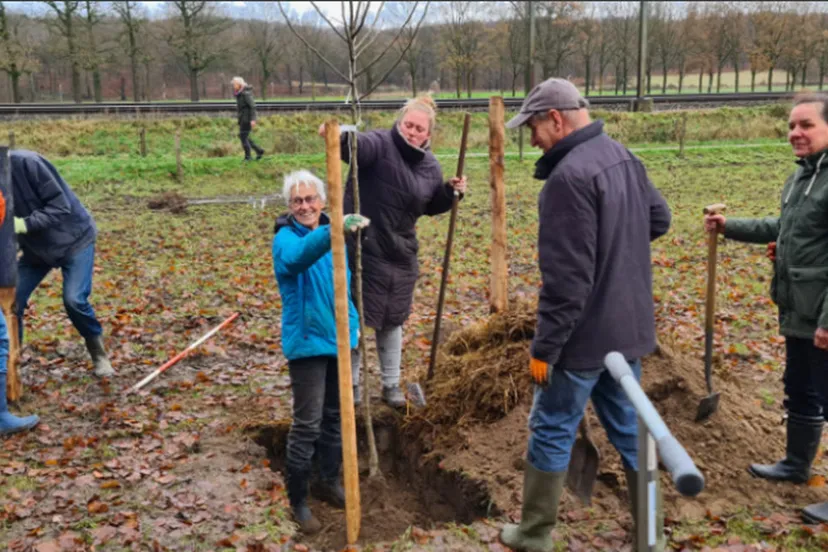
[147,191,188,213]
[405,305,827,522]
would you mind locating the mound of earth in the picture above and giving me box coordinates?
[405,304,827,523]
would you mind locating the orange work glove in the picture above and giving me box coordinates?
[767,242,776,262]
[0,189,5,227]
[529,357,550,386]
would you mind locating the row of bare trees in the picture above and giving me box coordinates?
[1,1,827,104]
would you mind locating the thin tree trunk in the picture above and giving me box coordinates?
[93,70,102,103]
[10,73,20,103]
[751,69,756,92]
[190,69,199,101]
[698,67,703,93]
[734,60,740,92]
[716,68,722,93]
[768,66,774,91]
[585,58,591,95]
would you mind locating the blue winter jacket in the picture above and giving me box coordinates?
[272,213,359,361]
[11,150,96,267]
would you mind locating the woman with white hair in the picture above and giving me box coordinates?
[272,169,369,534]
[232,76,264,161]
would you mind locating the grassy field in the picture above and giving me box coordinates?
[1,106,827,550]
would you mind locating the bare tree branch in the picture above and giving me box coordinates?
[352,0,373,39]
[277,1,350,83]
[359,2,430,99]
[356,1,401,56]
[310,1,347,42]
[356,2,420,58]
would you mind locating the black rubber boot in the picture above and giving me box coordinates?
[802,501,828,524]
[286,466,321,534]
[625,467,665,551]
[499,463,565,552]
[311,444,345,509]
[749,411,823,483]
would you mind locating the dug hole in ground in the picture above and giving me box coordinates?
[240,299,827,550]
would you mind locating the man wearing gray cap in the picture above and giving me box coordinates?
[500,78,671,551]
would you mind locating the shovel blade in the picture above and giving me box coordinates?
[406,382,427,408]
[695,392,721,422]
[566,437,600,505]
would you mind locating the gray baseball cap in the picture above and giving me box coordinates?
[505,78,589,129]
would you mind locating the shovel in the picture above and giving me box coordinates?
[566,413,600,505]
[695,203,726,422]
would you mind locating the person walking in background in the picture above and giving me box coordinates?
[232,76,264,162]
[11,150,114,378]
[318,94,467,408]
[705,93,828,524]
[500,78,671,551]
[272,169,369,534]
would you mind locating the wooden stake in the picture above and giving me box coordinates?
[139,127,147,157]
[175,130,183,181]
[489,97,508,313]
[325,119,361,545]
[0,288,21,401]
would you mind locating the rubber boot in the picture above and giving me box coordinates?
[802,501,828,524]
[499,463,565,552]
[85,335,115,378]
[0,373,39,437]
[311,443,346,509]
[749,411,823,483]
[286,466,321,534]
[625,467,665,552]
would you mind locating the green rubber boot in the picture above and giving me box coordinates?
[500,463,565,552]
[625,467,666,552]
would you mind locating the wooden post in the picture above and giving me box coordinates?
[8,131,14,149]
[175,130,183,181]
[324,120,361,545]
[678,112,687,158]
[139,127,147,157]
[518,126,524,162]
[0,147,21,401]
[489,97,508,313]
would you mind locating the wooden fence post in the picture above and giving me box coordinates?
[0,146,22,401]
[489,97,508,313]
[175,130,183,181]
[139,127,147,157]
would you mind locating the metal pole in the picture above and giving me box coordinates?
[636,0,649,100]
[637,417,658,552]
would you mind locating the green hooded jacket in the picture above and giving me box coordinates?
[724,149,828,338]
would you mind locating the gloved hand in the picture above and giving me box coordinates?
[343,214,370,234]
[529,357,551,386]
[767,242,776,262]
[14,217,27,234]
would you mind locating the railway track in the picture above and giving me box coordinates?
[0,92,794,117]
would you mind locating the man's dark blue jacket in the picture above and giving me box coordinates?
[11,150,96,267]
[531,121,672,370]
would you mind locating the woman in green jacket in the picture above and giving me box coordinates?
[704,93,828,524]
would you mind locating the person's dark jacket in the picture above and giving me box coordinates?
[236,84,257,129]
[10,150,97,268]
[531,121,672,371]
[724,149,828,338]
[341,124,456,329]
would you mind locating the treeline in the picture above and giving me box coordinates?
[1,1,827,104]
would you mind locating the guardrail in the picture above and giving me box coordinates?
[0,92,793,116]
[604,351,704,552]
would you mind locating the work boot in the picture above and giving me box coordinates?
[382,385,405,408]
[255,148,264,161]
[286,466,321,534]
[85,335,114,378]
[499,463,565,552]
[802,501,828,524]
[749,411,823,483]
[312,443,346,509]
[0,373,39,437]
[353,385,361,407]
[625,466,665,552]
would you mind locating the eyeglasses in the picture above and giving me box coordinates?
[290,194,319,207]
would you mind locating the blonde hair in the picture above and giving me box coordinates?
[282,170,326,204]
[231,76,247,88]
[399,93,437,132]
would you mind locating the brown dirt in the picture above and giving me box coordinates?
[402,307,828,526]
[147,191,188,213]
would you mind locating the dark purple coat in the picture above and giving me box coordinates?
[342,125,455,329]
